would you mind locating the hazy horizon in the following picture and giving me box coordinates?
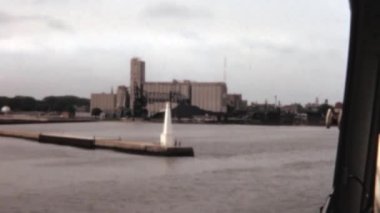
[0,0,350,105]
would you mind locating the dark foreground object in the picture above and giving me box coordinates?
[0,130,194,157]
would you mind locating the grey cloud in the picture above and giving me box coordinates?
[0,11,72,31]
[142,2,212,20]
[31,0,72,4]
[45,18,71,31]
[179,30,202,41]
[239,38,296,55]
[0,0,349,103]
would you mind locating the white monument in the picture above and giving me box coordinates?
[160,102,175,147]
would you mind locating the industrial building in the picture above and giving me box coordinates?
[90,92,116,115]
[143,80,227,116]
[144,81,191,116]
[90,57,245,118]
[191,82,227,113]
[129,57,145,114]
[90,86,129,117]
[116,86,129,109]
[226,94,248,111]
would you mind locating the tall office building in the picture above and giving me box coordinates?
[130,57,145,114]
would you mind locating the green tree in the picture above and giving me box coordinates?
[91,108,102,117]
[10,96,37,111]
[66,105,76,118]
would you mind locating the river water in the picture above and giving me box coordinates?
[0,122,338,213]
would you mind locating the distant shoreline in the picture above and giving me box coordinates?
[116,118,327,127]
[0,117,328,127]
[0,118,96,125]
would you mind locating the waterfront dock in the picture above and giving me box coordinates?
[0,130,194,157]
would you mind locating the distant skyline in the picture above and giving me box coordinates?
[0,0,350,104]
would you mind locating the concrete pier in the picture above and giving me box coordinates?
[0,130,194,157]
[39,134,96,149]
[0,130,40,141]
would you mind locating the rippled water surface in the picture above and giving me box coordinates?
[0,122,338,213]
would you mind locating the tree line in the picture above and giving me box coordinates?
[0,96,90,112]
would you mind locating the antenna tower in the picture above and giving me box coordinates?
[223,57,227,83]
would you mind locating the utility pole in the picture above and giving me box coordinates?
[223,57,227,83]
[274,95,277,108]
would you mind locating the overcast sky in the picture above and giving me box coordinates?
[0,0,350,104]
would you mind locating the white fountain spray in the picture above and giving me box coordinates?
[160,102,175,147]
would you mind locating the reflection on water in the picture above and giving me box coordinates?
[0,122,338,213]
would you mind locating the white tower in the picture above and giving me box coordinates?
[160,102,175,147]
